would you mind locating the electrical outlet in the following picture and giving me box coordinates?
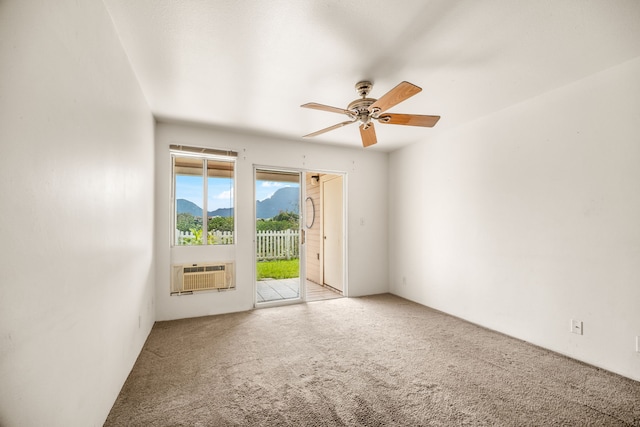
[570,319,583,335]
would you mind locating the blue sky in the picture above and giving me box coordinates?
[176,176,298,210]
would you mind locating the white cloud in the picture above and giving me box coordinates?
[216,189,233,199]
[261,181,286,188]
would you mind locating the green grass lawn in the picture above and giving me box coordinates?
[257,259,299,280]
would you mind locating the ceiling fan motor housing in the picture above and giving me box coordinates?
[347,98,376,123]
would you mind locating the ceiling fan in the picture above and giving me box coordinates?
[301,80,440,148]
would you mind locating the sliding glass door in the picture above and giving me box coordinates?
[255,168,303,305]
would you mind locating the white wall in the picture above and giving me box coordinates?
[0,1,155,426]
[155,122,389,320]
[389,57,640,381]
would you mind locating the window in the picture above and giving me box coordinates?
[171,145,236,246]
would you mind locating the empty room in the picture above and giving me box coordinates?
[1,0,639,426]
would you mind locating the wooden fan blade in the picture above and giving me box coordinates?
[301,102,353,116]
[359,123,377,147]
[378,113,440,127]
[303,120,356,138]
[368,81,422,114]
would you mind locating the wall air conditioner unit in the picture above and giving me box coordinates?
[171,262,235,295]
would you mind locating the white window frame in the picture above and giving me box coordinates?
[170,146,237,247]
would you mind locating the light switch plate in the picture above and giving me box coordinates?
[571,319,583,335]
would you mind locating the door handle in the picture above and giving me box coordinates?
[301,229,306,245]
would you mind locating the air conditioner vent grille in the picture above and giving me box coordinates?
[171,262,234,294]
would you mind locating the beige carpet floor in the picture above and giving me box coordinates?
[105,294,640,426]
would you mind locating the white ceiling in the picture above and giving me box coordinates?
[103,0,640,152]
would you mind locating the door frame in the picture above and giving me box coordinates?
[253,165,348,308]
[310,170,348,298]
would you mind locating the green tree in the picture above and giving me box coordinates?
[208,216,234,232]
[256,210,299,231]
[273,211,299,223]
[176,213,202,233]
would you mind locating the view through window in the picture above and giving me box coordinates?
[171,146,236,246]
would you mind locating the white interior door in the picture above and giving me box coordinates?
[322,175,343,291]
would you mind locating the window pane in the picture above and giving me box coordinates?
[207,159,234,245]
[174,156,204,245]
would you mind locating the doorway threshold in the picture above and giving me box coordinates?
[256,278,342,304]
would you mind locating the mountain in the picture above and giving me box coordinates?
[176,186,299,219]
[176,199,233,218]
[256,186,299,219]
[208,207,233,217]
[177,199,203,217]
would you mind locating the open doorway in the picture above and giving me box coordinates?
[254,168,345,306]
[304,172,345,302]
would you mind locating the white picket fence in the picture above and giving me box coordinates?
[176,229,299,260]
[256,229,299,261]
[176,230,234,245]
